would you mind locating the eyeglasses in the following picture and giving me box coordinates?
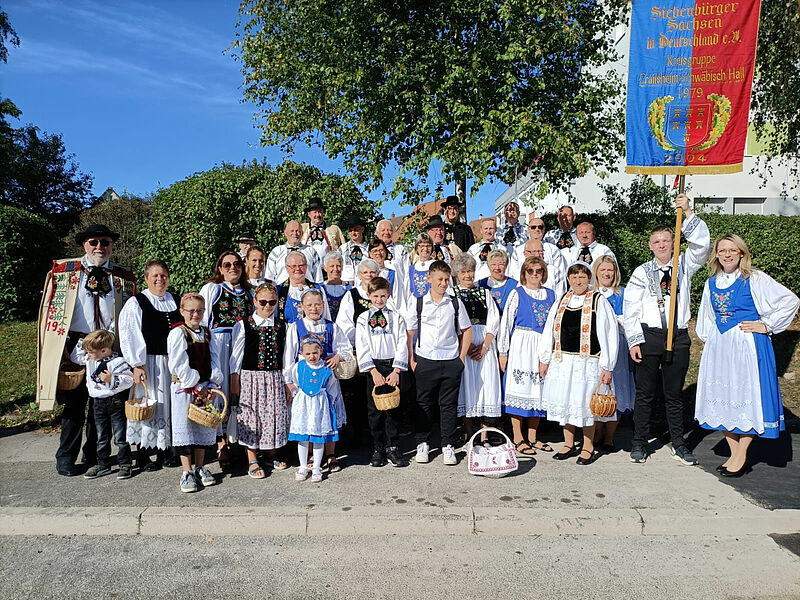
[183,308,203,315]
[717,249,741,255]
[87,239,112,247]
[257,299,278,307]
[525,268,545,275]
[222,261,242,269]
[287,264,306,270]
[528,225,545,230]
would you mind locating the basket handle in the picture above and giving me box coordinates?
[594,382,612,395]
[467,426,513,449]
[209,388,228,420]
[129,380,151,404]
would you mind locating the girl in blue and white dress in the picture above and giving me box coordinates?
[406,233,435,305]
[695,235,799,477]
[286,335,344,483]
[451,254,502,436]
[497,256,556,457]
[478,249,518,315]
[592,255,636,452]
[321,251,350,322]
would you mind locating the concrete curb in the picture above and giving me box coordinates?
[2,506,799,537]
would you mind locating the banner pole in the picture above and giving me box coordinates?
[665,175,685,363]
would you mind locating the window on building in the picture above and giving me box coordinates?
[733,198,765,215]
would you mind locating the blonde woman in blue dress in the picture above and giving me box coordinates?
[695,235,799,477]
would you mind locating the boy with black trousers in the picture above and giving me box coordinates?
[356,277,410,467]
[406,260,472,465]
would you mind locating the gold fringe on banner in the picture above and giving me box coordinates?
[625,163,743,175]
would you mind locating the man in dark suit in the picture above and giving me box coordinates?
[441,195,474,252]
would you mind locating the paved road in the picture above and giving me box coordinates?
[1,427,799,599]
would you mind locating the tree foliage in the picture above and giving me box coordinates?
[0,205,63,322]
[0,9,20,64]
[233,0,627,205]
[140,160,376,295]
[750,0,800,161]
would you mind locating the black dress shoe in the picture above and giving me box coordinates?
[553,446,580,461]
[720,463,750,478]
[370,449,386,467]
[576,450,598,466]
[57,467,74,477]
[715,463,727,473]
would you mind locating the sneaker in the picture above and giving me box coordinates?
[83,465,112,479]
[630,444,648,463]
[180,470,198,493]
[386,446,409,467]
[370,449,387,467]
[414,442,430,464]
[295,468,309,481]
[671,445,698,466]
[194,465,216,486]
[442,444,458,466]
[311,469,323,482]
[117,465,132,480]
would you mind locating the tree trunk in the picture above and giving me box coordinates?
[455,176,467,222]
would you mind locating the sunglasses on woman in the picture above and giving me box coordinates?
[257,299,278,307]
[87,239,112,247]
[222,261,242,269]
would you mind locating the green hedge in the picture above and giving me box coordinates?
[0,205,63,322]
[139,160,378,295]
[541,210,800,305]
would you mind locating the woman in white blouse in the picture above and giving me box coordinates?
[695,234,800,477]
[540,262,618,465]
[119,260,183,471]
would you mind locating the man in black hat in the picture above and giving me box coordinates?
[37,224,136,477]
[441,195,474,252]
[424,215,460,265]
[236,232,256,259]
[301,197,346,261]
[340,215,369,285]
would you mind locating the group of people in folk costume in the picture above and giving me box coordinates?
[36,193,798,491]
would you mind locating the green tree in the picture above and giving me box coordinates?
[140,160,376,294]
[0,9,20,64]
[233,0,627,206]
[750,0,800,163]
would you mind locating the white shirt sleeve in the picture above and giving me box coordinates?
[695,281,714,343]
[209,331,224,388]
[455,297,472,331]
[595,294,619,373]
[393,313,410,371]
[198,283,217,329]
[167,328,200,389]
[70,338,88,365]
[750,271,800,334]
[229,319,246,374]
[497,288,519,355]
[622,266,647,348]
[681,214,711,278]
[283,322,299,383]
[108,356,134,393]
[118,296,147,368]
[484,288,500,338]
[332,322,352,359]
[538,301,559,365]
[355,313,373,371]
[335,291,356,346]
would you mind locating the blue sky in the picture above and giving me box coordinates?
[1,0,506,221]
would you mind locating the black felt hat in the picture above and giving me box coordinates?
[75,224,120,245]
[425,215,446,230]
[441,195,462,208]
[238,232,256,243]
[344,215,366,229]
[306,197,326,212]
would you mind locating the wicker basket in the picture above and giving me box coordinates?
[125,381,154,422]
[589,383,617,418]
[334,355,357,380]
[372,385,400,411]
[187,389,228,429]
[57,362,85,391]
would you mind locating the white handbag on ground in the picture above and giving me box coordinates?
[466,427,518,478]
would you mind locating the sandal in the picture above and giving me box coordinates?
[553,445,580,460]
[247,460,266,479]
[325,454,341,473]
[271,459,289,471]
[529,439,554,452]
[514,440,537,457]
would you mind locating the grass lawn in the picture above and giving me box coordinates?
[0,318,798,430]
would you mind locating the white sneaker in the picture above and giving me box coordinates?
[442,445,457,466]
[295,468,309,481]
[194,465,216,486]
[415,442,430,463]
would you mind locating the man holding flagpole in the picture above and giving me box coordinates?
[622,194,710,465]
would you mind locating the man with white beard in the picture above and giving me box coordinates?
[37,224,136,477]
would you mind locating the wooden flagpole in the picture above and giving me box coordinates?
[665,175,685,363]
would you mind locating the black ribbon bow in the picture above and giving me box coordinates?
[309,226,325,242]
[90,357,113,384]
[350,245,363,262]
[578,246,592,263]
[557,230,574,249]
[503,227,516,245]
[433,245,445,261]
[479,243,492,262]
[84,265,112,297]
[368,309,387,329]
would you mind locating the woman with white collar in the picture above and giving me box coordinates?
[119,259,183,471]
[367,238,406,313]
[695,234,799,477]
[336,259,396,346]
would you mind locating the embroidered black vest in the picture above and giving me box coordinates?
[211,285,253,329]
[455,287,488,325]
[350,288,371,322]
[182,325,212,382]
[242,316,285,372]
[559,295,601,357]
[135,293,183,355]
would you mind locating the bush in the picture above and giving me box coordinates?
[139,160,378,295]
[66,192,151,271]
[0,205,63,321]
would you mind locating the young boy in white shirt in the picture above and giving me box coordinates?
[356,277,410,467]
[406,261,472,465]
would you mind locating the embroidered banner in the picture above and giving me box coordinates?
[625,0,761,174]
